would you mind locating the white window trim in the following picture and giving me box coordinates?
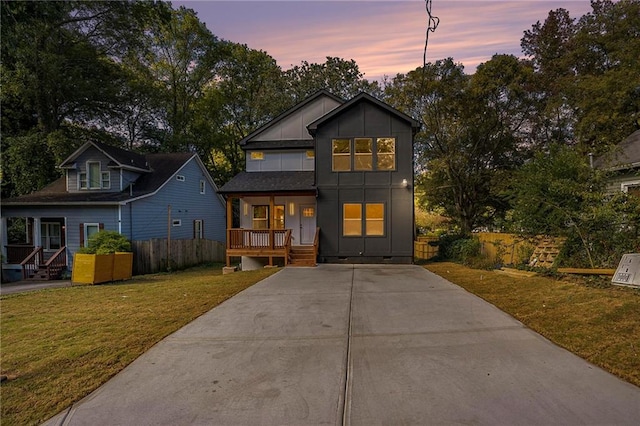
[621,180,640,192]
[101,171,111,189]
[200,179,206,194]
[84,223,100,247]
[176,175,185,182]
[87,161,101,189]
[172,219,182,227]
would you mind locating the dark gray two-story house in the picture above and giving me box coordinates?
[219,91,420,269]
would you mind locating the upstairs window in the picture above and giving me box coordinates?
[200,180,206,194]
[250,151,264,160]
[80,162,109,189]
[332,139,351,171]
[354,138,373,170]
[376,137,396,170]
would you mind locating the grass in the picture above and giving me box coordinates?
[425,262,640,388]
[0,265,277,426]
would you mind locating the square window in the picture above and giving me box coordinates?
[377,137,396,170]
[343,203,362,236]
[366,203,385,236]
[332,139,351,171]
[355,138,373,171]
[306,150,315,159]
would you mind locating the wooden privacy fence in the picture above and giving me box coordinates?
[414,236,439,260]
[132,238,225,275]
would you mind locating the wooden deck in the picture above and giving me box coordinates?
[225,228,320,267]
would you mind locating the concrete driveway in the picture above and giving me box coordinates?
[45,264,639,425]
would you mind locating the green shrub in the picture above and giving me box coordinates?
[77,231,131,255]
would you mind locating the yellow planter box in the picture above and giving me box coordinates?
[72,252,132,285]
[113,252,133,281]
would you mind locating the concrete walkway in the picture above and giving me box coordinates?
[45,265,639,425]
[0,279,72,295]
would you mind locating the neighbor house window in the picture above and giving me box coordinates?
[194,220,203,239]
[82,223,101,247]
[343,204,362,236]
[376,137,396,170]
[365,203,385,236]
[79,162,109,189]
[200,179,206,194]
[332,139,351,171]
[172,219,182,227]
[354,138,373,171]
[41,222,61,250]
[252,205,268,229]
[250,151,264,160]
[176,175,185,181]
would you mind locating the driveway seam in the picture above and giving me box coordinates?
[341,264,355,426]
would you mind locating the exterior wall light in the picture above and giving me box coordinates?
[288,202,295,216]
[243,202,248,216]
[402,178,409,188]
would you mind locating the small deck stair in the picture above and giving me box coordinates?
[25,265,65,281]
[289,246,317,267]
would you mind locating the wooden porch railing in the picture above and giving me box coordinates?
[5,244,35,264]
[43,246,67,280]
[226,228,292,267]
[20,246,43,280]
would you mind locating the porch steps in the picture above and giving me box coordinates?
[26,267,64,281]
[289,246,317,267]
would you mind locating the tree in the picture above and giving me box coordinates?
[285,57,381,102]
[386,56,535,234]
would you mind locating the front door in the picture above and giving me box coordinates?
[299,205,316,245]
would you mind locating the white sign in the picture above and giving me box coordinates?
[612,253,640,288]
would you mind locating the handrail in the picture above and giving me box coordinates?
[313,227,320,260]
[283,229,292,266]
[20,246,44,280]
[44,246,67,280]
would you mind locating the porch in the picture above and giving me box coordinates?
[4,244,68,281]
[225,227,319,268]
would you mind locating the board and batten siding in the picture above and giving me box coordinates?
[128,157,226,242]
[246,150,314,172]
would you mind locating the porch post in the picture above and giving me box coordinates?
[226,197,233,267]
[269,196,275,250]
[0,216,7,263]
[33,217,41,248]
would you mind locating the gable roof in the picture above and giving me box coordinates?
[60,140,151,172]
[307,92,422,136]
[218,171,315,195]
[3,152,204,206]
[239,90,344,150]
[593,129,640,171]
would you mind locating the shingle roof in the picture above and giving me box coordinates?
[307,92,421,135]
[594,130,640,170]
[218,171,315,195]
[3,153,196,205]
[60,140,150,171]
[244,140,315,150]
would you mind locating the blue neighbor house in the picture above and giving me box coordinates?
[1,141,226,282]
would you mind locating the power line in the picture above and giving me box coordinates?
[422,0,439,85]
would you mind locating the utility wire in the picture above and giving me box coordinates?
[421,0,439,88]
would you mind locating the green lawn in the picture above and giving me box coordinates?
[0,265,277,426]
[426,262,640,388]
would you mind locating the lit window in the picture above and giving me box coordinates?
[252,206,268,229]
[366,203,384,236]
[274,205,285,229]
[332,139,351,171]
[250,151,264,160]
[343,204,362,236]
[354,138,373,170]
[306,150,315,159]
[302,207,315,217]
[377,138,396,170]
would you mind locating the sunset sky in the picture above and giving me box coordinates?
[173,1,594,80]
